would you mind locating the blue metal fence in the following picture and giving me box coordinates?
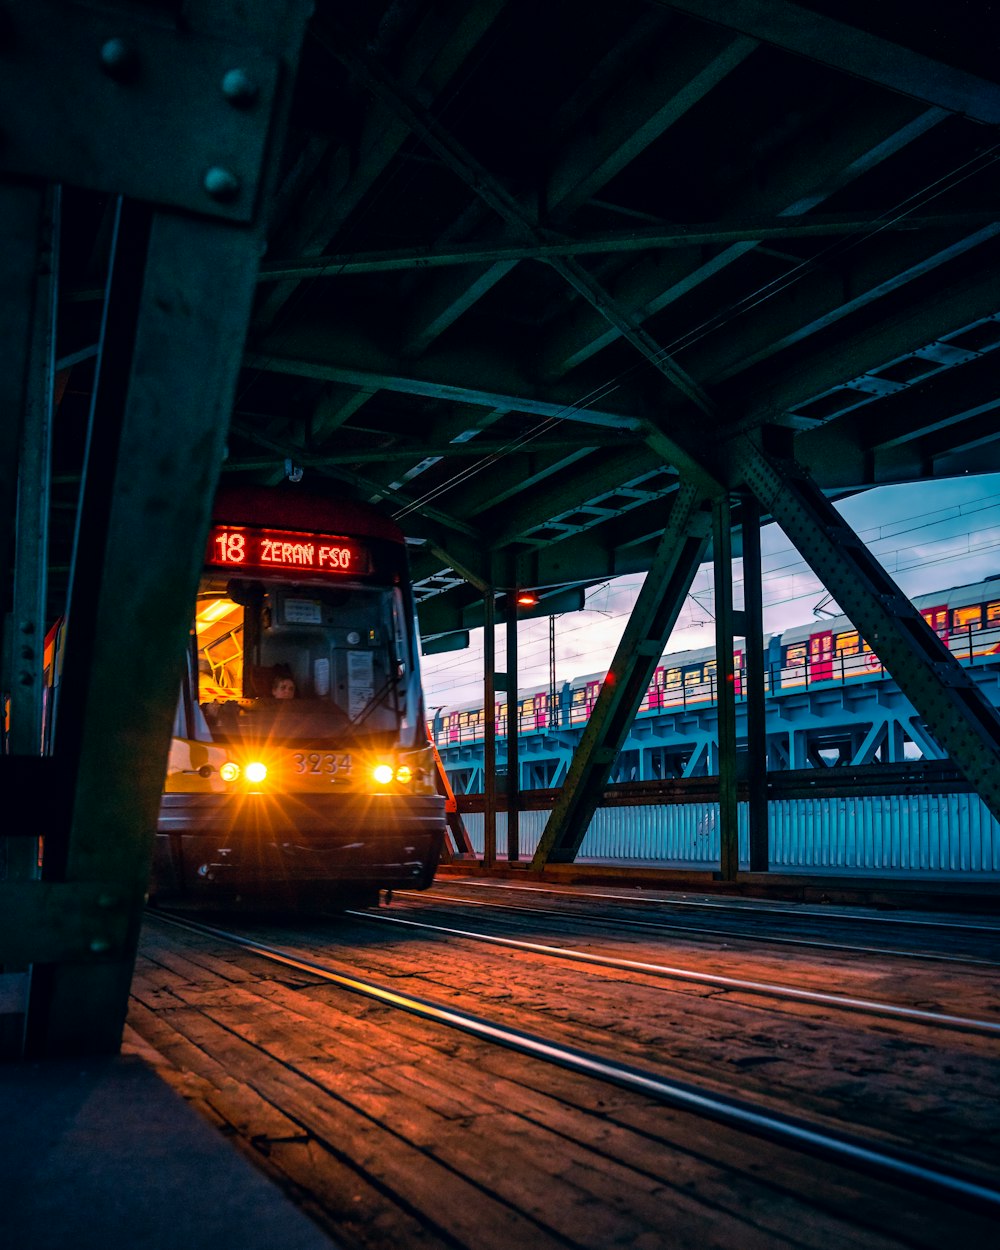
[460,792,1000,874]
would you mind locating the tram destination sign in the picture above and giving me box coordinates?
[206,525,371,576]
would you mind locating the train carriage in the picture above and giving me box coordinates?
[774,578,1000,689]
[428,576,1000,752]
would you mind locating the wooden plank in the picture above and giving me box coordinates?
[142,1002,572,1250]
[124,1005,450,1250]
[129,957,881,1246]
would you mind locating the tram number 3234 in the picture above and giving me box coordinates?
[292,752,352,776]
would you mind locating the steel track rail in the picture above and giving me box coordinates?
[398,889,1000,966]
[148,911,1000,1219]
[444,880,1000,933]
[349,908,1000,1036]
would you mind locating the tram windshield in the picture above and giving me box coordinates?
[192,575,422,746]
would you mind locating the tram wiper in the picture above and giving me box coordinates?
[347,652,403,730]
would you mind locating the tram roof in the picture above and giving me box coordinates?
[47,1,1000,643]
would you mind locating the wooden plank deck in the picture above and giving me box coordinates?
[125,911,1000,1249]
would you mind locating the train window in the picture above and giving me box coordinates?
[785,643,806,664]
[987,600,1000,625]
[664,668,681,686]
[953,604,983,631]
[704,659,717,675]
[683,668,702,686]
[522,697,534,713]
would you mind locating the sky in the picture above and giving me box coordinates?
[419,473,1000,711]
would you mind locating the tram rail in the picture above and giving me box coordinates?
[342,907,1000,1037]
[149,910,1000,1220]
[399,885,1000,966]
[442,879,1000,932]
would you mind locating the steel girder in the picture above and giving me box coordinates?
[735,433,1000,827]
[530,484,713,868]
[0,0,313,1058]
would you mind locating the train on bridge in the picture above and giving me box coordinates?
[433,577,1000,745]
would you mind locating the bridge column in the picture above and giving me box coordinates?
[482,577,497,868]
[505,588,520,862]
[740,493,770,871]
[713,496,739,881]
[0,182,58,1056]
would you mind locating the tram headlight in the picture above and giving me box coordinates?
[373,763,394,785]
[395,765,413,784]
[245,761,268,784]
[220,761,241,783]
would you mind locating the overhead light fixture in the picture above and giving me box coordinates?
[515,591,538,606]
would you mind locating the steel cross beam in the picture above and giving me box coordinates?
[314,13,720,486]
[252,211,1000,281]
[530,484,713,868]
[735,433,1000,826]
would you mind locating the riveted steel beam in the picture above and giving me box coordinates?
[0,3,280,222]
[19,0,313,1059]
[735,433,1000,825]
[531,484,713,868]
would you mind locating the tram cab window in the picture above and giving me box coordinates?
[193,577,422,744]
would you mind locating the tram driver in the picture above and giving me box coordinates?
[271,669,297,700]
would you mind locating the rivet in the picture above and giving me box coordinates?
[203,166,241,202]
[221,68,259,107]
[20,620,35,634]
[18,672,33,686]
[100,38,138,82]
[20,646,34,660]
[89,938,111,954]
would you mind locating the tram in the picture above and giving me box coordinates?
[155,484,445,905]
